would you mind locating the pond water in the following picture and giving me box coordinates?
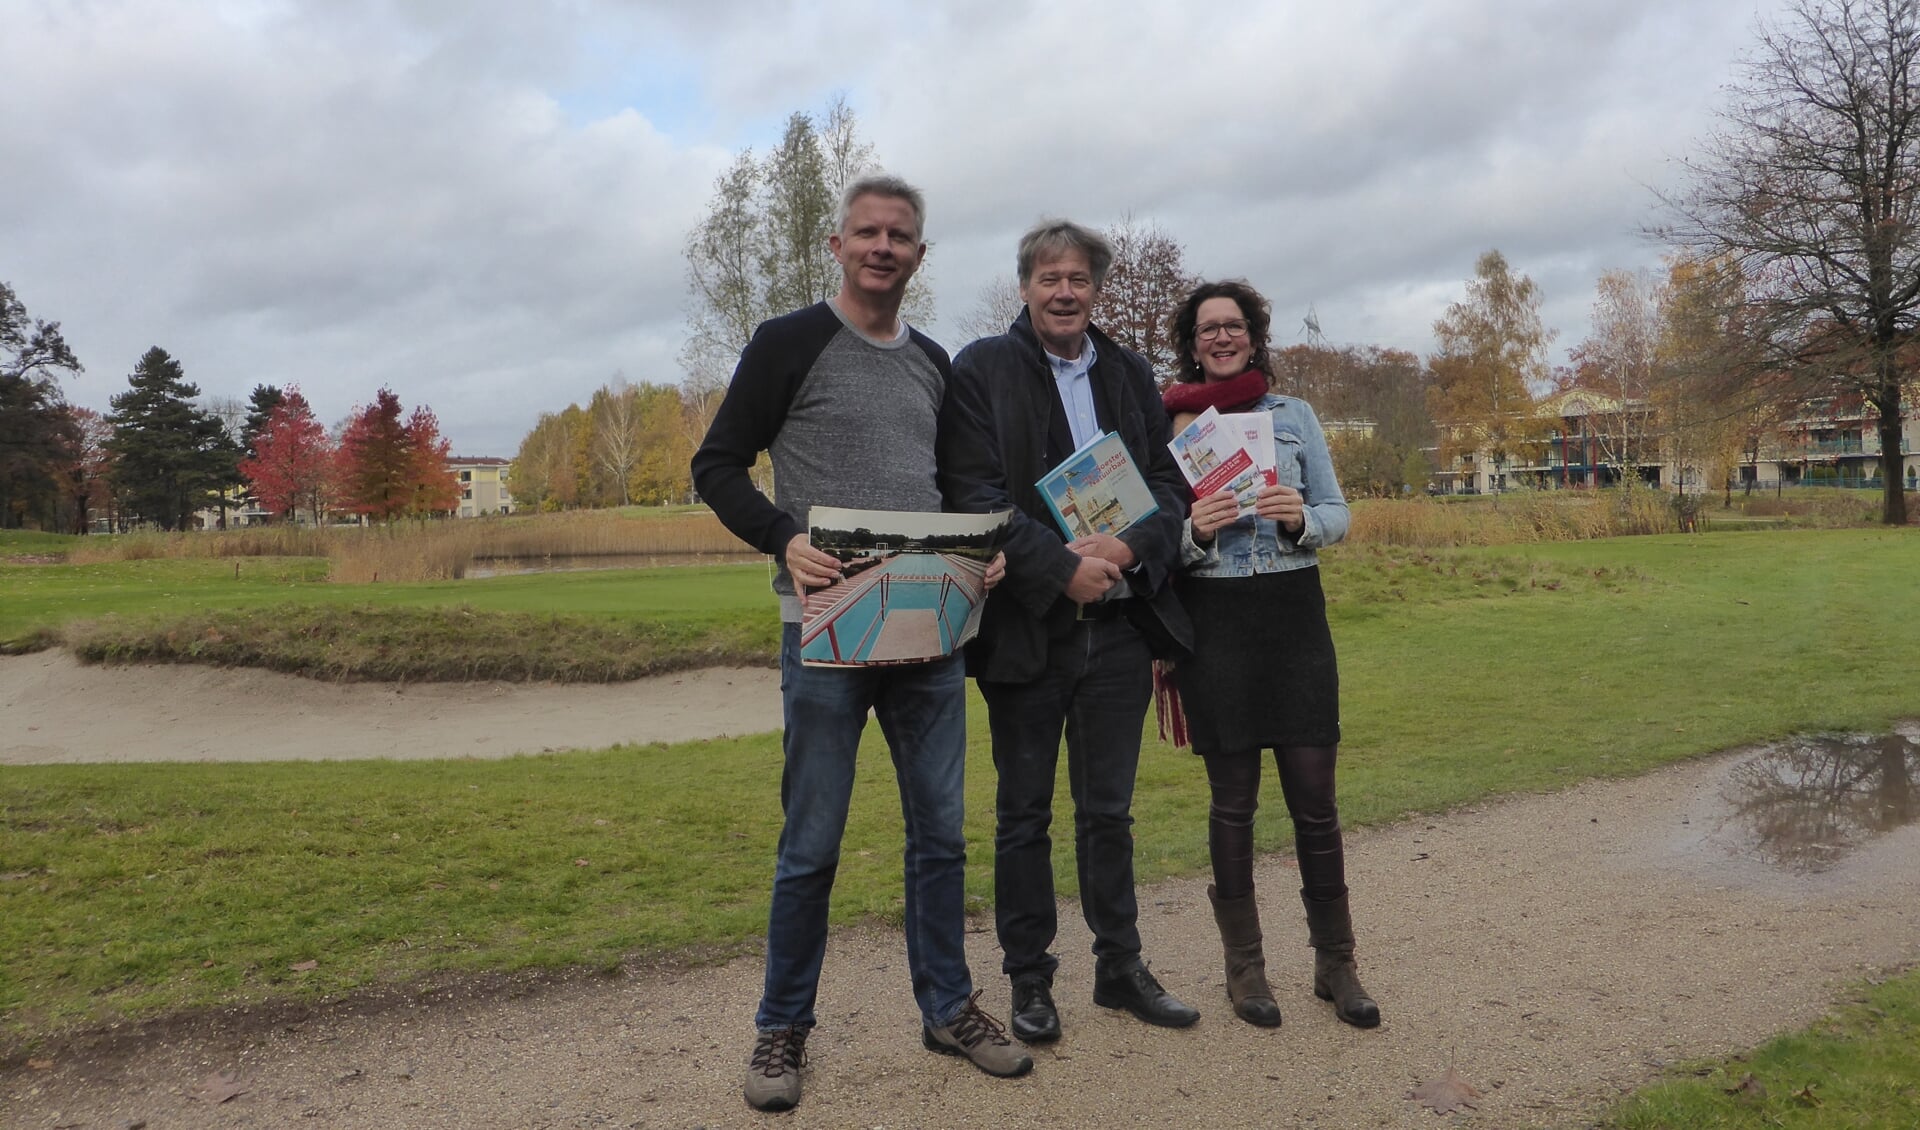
[1713,730,1920,873]
[464,552,763,578]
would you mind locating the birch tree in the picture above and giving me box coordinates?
[1427,250,1555,478]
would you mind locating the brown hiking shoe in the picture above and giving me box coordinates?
[743,1025,807,1111]
[922,991,1034,1078]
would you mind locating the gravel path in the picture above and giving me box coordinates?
[5,660,1917,1129]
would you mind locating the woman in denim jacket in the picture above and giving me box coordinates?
[1162,280,1379,1032]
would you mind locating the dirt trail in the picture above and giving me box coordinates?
[4,659,1918,1129]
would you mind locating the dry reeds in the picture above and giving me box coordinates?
[68,488,1858,578]
[65,525,334,564]
[1348,489,1679,547]
[324,510,751,583]
[60,510,755,582]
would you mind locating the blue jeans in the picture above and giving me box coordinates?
[978,617,1152,981]
[755,623,975,1031]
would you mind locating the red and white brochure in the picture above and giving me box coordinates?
[1167,407,1262,517]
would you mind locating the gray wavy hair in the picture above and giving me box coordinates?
[1016,219,1113,287]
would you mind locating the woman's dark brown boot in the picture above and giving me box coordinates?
[1303,892,1380,1028]
[1207,885,1281,1027]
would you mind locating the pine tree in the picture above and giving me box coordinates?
[105,347,229,529]
[240,384,285,461]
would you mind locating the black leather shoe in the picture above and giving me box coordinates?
[1009,974,1060,1043]
[1093,962,1200,1028]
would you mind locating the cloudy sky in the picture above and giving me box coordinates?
[5,0,1791,456]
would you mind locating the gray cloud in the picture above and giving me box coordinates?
[3,0,1788,455]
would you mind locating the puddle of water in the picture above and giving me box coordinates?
[464,552,762,578]
[1716,731,1920,873]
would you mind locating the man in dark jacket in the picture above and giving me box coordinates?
[938,219,1198,1042]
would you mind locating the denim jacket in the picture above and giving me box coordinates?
[1180,393,1350,576]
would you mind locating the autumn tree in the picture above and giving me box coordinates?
[238,388,334,523]
[513,380,695,510]
[105,347,231,529]
[1427,250,1555,484]
[630,383,696,504]
[1273,344,1436,496]
[336,389,457,521]
[404,405,460,516]
[1093,215,1201,383]
[1661,0,1920,524]
[510,408,587,511]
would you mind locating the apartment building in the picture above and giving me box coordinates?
[449,456,514,517]
[1430,391,1919,495]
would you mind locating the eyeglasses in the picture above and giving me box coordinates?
[1195,320,1250,341]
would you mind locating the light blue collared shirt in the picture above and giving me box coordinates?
[1047,335,1100,451]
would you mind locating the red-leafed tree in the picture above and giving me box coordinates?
[336,389,458,521]
[403,404,460,516]
[237,388,334,524]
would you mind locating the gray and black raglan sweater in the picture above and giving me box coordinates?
[690,301,953,622]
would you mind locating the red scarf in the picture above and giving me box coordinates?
[1162,369,1268,417]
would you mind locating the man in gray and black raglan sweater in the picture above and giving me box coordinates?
[690,175,1030,1113]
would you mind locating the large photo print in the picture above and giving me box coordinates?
[801,506,1010,667]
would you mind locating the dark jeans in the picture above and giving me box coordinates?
[755,623,974,1031]
[1203,744,1347,903]
[978,617,1152,981]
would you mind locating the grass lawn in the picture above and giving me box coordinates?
[4,529,1919,1079]
[1599,969,1920,1129]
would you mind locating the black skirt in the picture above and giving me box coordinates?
[1172,566,1340,754]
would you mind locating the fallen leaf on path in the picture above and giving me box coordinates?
[198,1069,247,1103]
[27,1057,53,1070]
[1408,1065,1483,1114]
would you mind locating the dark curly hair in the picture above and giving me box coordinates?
[1167,280,1274,384]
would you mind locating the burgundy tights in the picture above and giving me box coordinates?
[1203,745,1347,902]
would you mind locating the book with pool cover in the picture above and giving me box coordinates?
[1034,430,1160,540]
